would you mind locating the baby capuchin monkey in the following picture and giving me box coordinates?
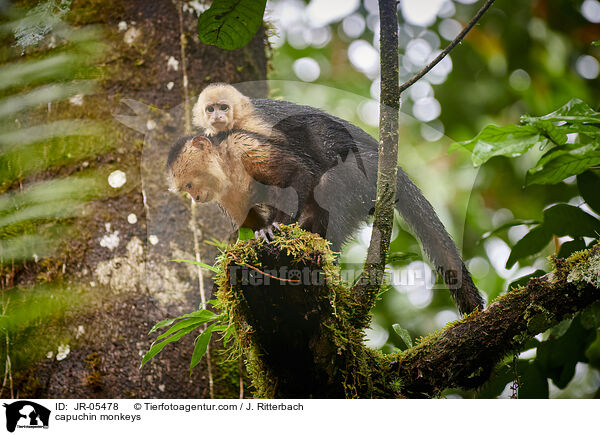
[193,83,368,179]
[192,83,272,137]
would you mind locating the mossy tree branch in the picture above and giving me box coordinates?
[395,245,600,396]
[217,226,600,398]
[354,0,400,326]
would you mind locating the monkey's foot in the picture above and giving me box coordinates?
[255,222,282,243]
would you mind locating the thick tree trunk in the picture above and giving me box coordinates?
[12,0,267,399]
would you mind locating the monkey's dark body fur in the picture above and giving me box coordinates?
[171,98,484,314]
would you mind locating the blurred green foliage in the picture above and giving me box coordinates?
[0,3,107,264]
[265,0,600,397]
[0,1,111,392]
[457,98,600,398]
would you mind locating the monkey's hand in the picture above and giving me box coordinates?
[254,222,282,243]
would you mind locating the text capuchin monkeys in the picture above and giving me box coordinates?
[169,84,484,315]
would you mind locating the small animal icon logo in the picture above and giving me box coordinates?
[3,401,50,432]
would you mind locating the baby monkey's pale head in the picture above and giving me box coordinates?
[192,83,252,135]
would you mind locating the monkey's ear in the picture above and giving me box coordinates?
[191,136,212,150]
[240,95,253,114]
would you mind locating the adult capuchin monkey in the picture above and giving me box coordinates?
[171,84,484,315]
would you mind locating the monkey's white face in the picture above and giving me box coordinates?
[204,101,233,133]
[193,84,253,135]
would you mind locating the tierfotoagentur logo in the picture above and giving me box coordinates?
[3,401,50,432]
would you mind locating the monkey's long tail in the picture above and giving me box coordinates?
[395,169,484,315]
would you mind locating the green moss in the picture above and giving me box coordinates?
[210,342,252,398]
[399,308,481,360]
[567,244,600,289]
[213,224,388,398]
[85,351,103,392]
[9,368,44,398]
[66,0,125,25]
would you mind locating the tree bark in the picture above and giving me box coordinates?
[11,0,267,399]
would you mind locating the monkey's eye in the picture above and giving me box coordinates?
[185,183,192,189]
[206,106,214,113]
[220,104,229,111]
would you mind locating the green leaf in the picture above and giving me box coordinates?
[0,53,80,92]
[543,204,600,238]
[238,227,255,241]
[507,205,600,268]
[562,123,600,138]
[476,355,539,398]
[0,120,104,153]
[530,119,568,145]
[210,324,229,332]
[392,324,412,348]
[453,124,544,167]
[581,301,600,330]
[204,237,229,251]
[0,6,105,267]
[141,324,198,368]
[480,219,539,242]
[476,360,513,398]
[577,170,600,214]
[593,41,600,47]
[506,225,553,268]
[518,360,549,398]
[148,309,219,334]
[190,324,217,375]
[0,81,94,119]
[585,331,600,370]
[521,337,541,352]
[197,0,267,50]
[0,199,81,228]
[221,324,235,346]
[547,318,572,339]
[521,98,600,125]
[171,258,219,273]
[155,317,208,341]
[535,316,596,389]
[526,142,600,185]
[557,238,586,259]
[456,99,600,169]
[0,233,56,262]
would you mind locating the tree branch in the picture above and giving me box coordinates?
[218,225,600,398]
[398,0,496,94]
[394,245,600,397]
[353,0,400,326]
